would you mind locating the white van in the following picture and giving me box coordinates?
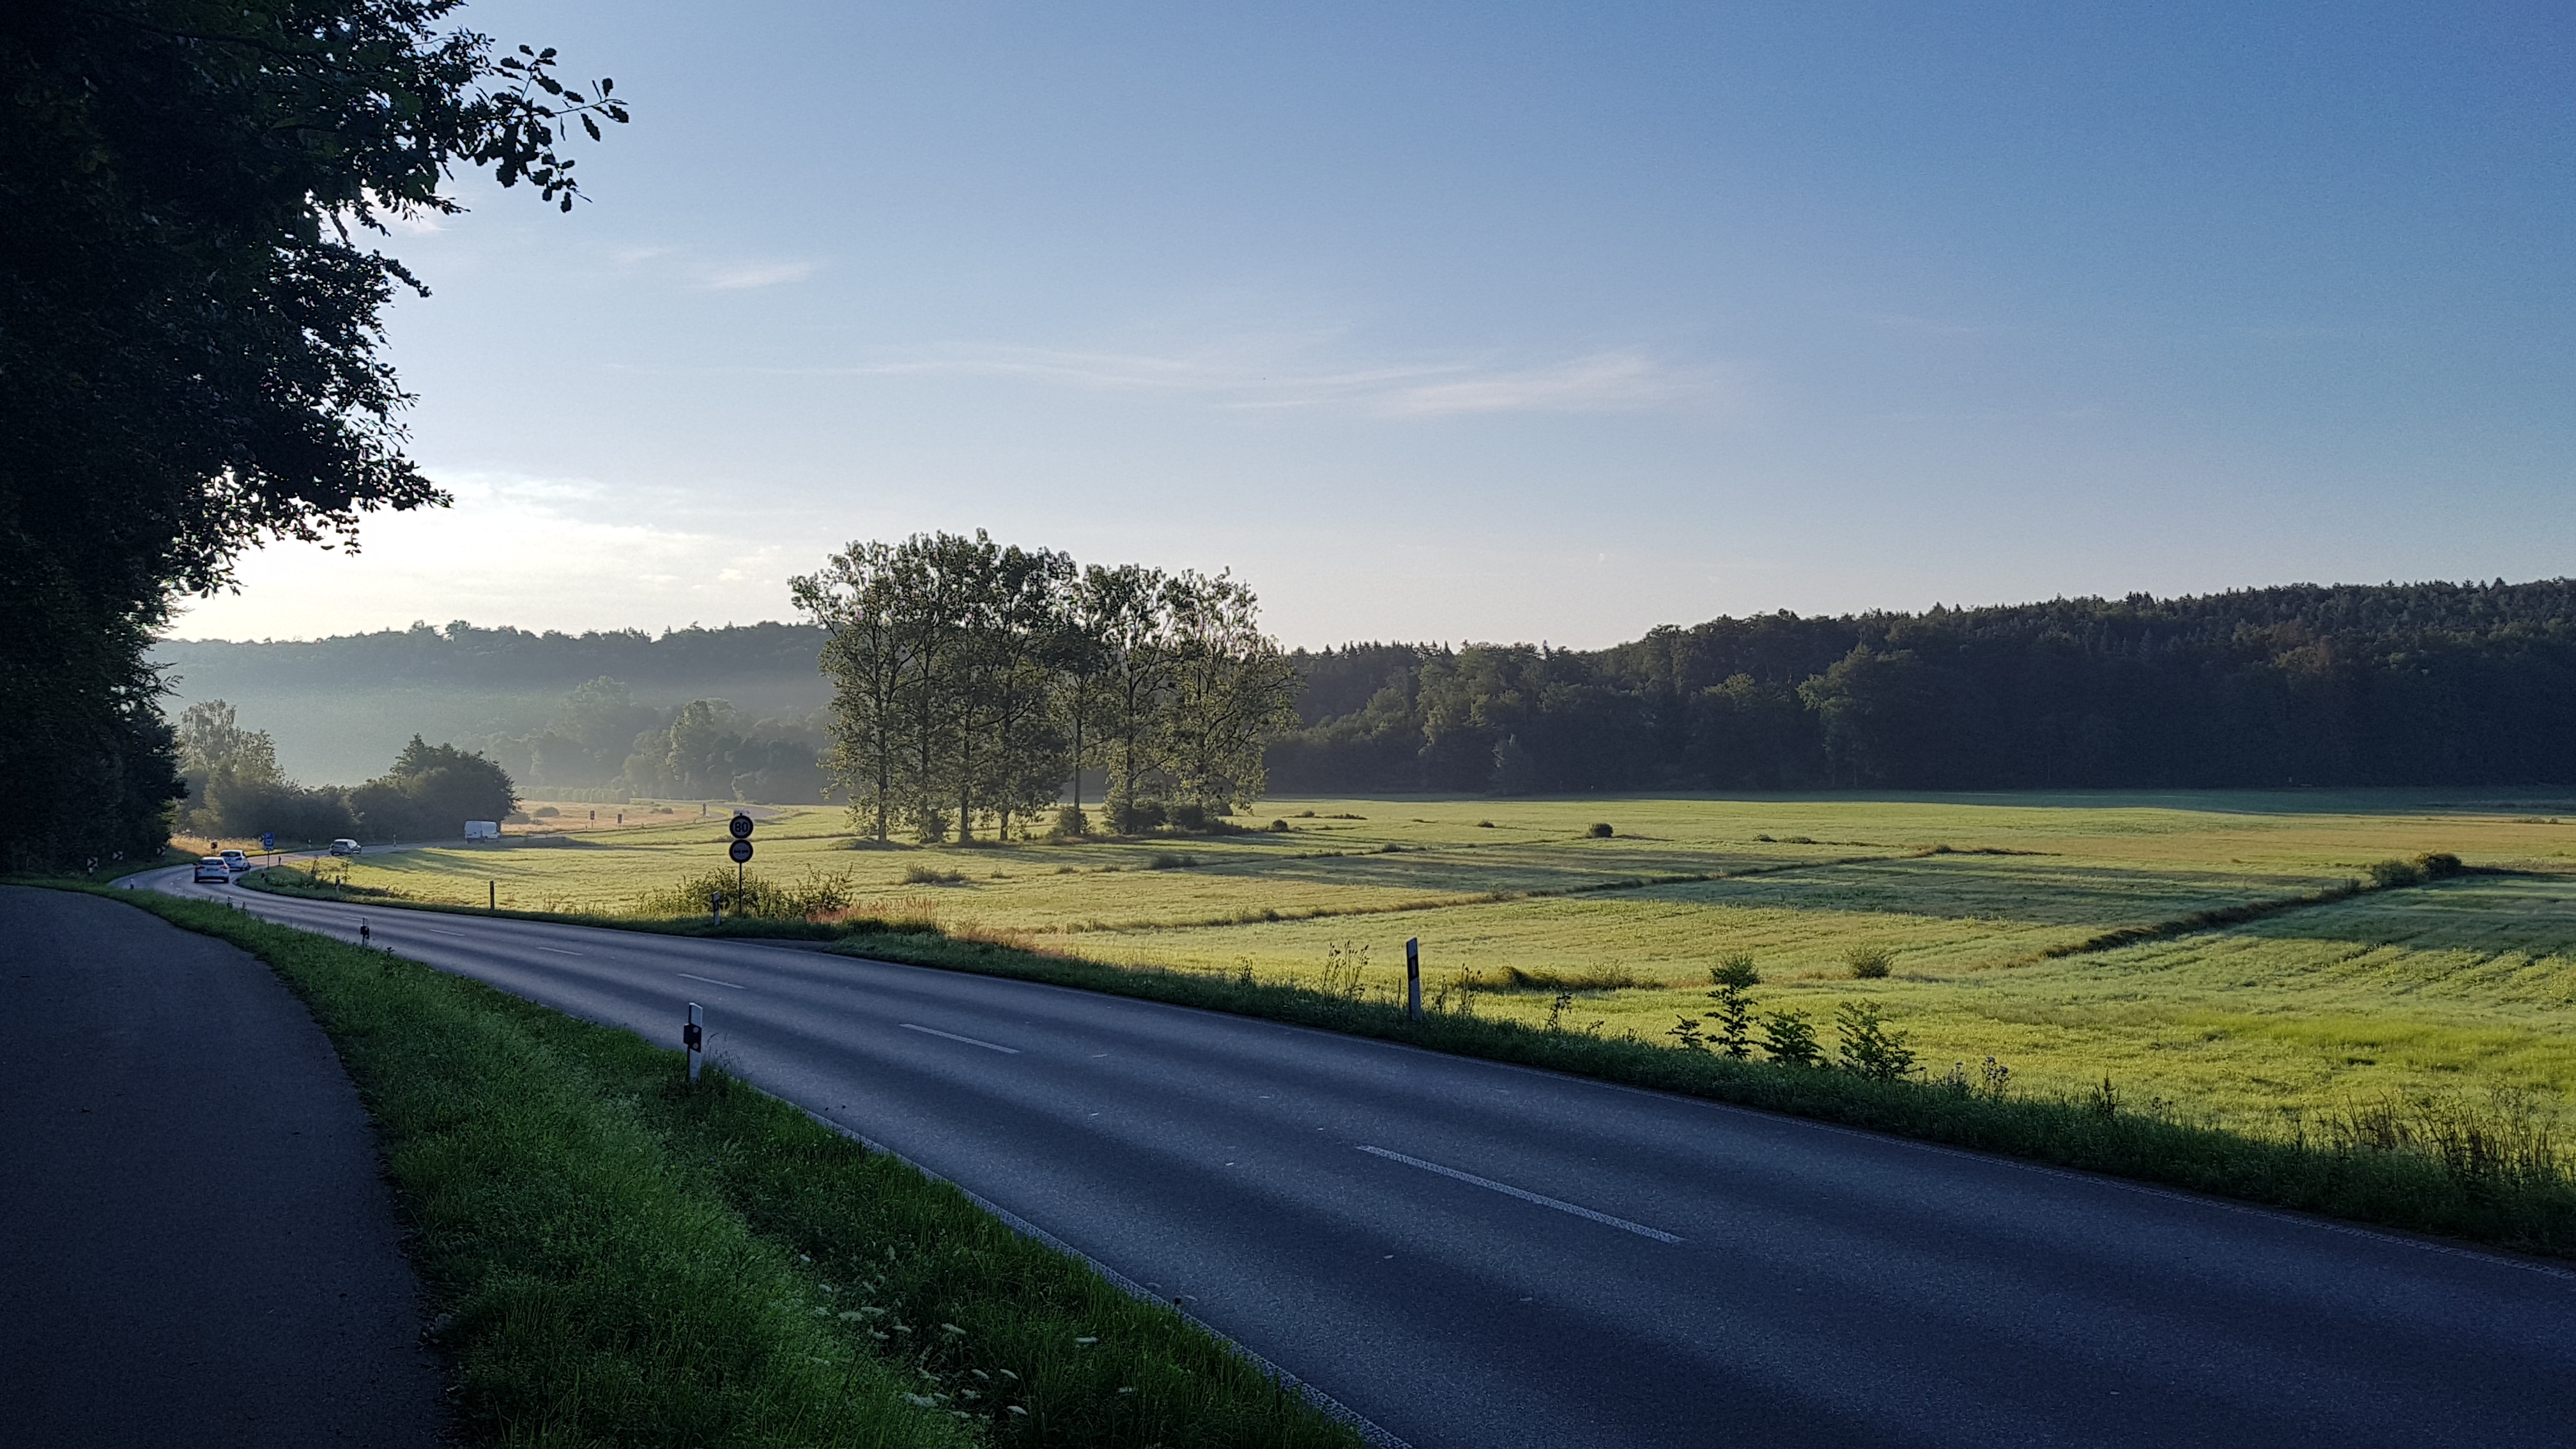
[464,820,501,841]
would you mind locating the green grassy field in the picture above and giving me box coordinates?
[302,790,2576,1133]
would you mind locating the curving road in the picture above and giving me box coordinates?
[134,863,2576,1448]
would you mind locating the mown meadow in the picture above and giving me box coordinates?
[286,790,2576,1136]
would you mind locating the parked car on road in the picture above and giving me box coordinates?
[219,848,249,872]
[193,857,231,884]
[329,838,360,856]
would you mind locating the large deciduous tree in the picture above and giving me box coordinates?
[0,0,625,870]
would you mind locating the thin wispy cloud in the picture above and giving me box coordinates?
[703,259,819,291]
[824,339,1733,418]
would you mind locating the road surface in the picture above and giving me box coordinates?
[134,864,2576,1448]
[5,885,451,1447]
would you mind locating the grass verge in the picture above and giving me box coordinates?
[91,885,1365,1449]
[231,867,2576,1259]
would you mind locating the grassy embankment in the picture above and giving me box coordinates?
[279,793,2576,1132]
[86,885,1365,1449]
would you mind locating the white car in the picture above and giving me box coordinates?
[193,857,231,884]
[220,848,250,873]
[330,838,361,856]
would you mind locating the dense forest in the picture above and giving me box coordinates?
[1271,579,2576,793]
[156,620,829,691]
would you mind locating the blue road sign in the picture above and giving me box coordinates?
[261,832,276,851]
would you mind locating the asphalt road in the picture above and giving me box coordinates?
[138,864,2576,1449]
[5,885,451,1447]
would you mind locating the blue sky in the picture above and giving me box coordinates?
[176,1,2575,648]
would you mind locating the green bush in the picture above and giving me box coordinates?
[1845,944,1894,979]
[1760,1008,1822,1067]
[1835,1001,1917,1082]
[1587,822,1614,838]
[2366,858,2424,888]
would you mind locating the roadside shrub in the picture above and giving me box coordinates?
[1268,818,1291,832]
[1707,955,1759,1058]
[1761,1008,1821,1067]
[2413,851,2464,880]
[1588,822,1614,838]
[901,864,967,885]
[1146,852,1198,871]
[639,868,857,920]
[533,806,560,818]
[1115,799,1167,832]
[1845,944,1894,979]
[914,809,950,845]
[1052,805,1089,838]
[1835,1001,1917,1081]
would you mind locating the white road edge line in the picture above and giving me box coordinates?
[1358,1145,1682,1244]
[535,946,585,956]
[901,1022,1020,1054]
[677,972,746,991]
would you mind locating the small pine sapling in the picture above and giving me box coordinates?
[1667,1016,1708,1051]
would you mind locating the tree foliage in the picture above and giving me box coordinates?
[1269,579,2576,793]
[793,534,1300,843]
[1,0,624,867]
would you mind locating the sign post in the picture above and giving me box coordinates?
[684,1002,704,1082]
[727,812,755,901]
[1406,937,1422,1020]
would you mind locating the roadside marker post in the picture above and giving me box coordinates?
[684,1002,705,1082]
[488,879,496,913]
[1406,938,1422,1020]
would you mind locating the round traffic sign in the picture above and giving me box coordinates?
[728,838,754,864]
[728,812,755,840]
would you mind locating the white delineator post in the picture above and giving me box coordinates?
[1406,937,1422,1020]
[685,1002,705,1082]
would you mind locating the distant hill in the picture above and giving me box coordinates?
[154,622,831,785]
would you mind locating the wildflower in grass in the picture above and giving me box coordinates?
[1979,1056,2012,1098]
[1760,1008,1821,1067]
[1834,1000,1916,1082]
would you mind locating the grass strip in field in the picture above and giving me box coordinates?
[83,887,1365,1449]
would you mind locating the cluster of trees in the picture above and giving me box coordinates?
[1,0,623,870]
[1270,579,2576,793]
[178,702,516,841]
[464,678,831,801]
[793,532,1300,842]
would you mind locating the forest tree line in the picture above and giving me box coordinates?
[1269,579,2576,793]
[793,532,1300,841]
